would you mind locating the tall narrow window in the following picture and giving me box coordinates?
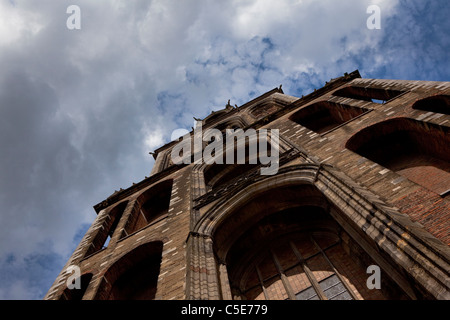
[214,189,387,300]
[208,178,412,300]
[121,180,173,238]
[84,201,128,258]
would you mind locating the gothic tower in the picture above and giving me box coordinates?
[45,70,450,300]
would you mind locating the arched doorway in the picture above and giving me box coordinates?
[213,184,385,300]
[188,165,448,300]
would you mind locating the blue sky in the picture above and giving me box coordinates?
[0,0,448,299]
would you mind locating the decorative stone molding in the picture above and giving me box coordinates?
[186,164,450,300]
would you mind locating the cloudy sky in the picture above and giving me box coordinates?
[0,0,448,300]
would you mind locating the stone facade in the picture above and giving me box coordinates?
[45,70,450,300]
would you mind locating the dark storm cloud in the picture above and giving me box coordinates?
[0,0,163,298]
[0,71,86,299]
[0,71,80,237]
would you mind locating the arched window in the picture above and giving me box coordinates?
[412,95,450,115]
[249,101,283,118]
[202,109,232,127]
[84,201,128,258]
[213,185,390,300]
[346,118,450,196]
[333,86,404,104]
[204,163,258,191]
[214,117,247,132]
[202,132,276,191]
[289,101,369,134]
[121,180,173,238]
[94,241,163,300]
[189,167,444,300]
[59,273,93,300]
[242,232,355,300]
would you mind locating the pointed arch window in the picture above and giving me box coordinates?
[346,118,450,196]
[412,95,450,115]
[84,201,128,258]
[93,241,163,300]
[121,180,173,238]
[289,101,369,134]
[246,234,355,300]
[202,131,276,191]
[332,86,404,104]
[59,273,93,300]
[213,188,389,301]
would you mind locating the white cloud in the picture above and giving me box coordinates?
[0,1,44,46]
[143,126,165,152]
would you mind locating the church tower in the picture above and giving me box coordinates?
[45,70,450,300]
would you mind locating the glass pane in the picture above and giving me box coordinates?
[319,275,352,300]
[296,286,318,300]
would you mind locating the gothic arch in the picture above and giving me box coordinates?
[248,100,284,119]
[202,132,278,191]
[120,179,173,238]
[203,109,231,126]
[187,164,450,300]
[59,273,93,300]
[192,126,290,192]
[412,94,450,115]
[346,117,450,195]
[289,101,370,134]
[213,116,248,131]
[93,241,163,300]
[332,86,404,103]
[203,162,258,191]
[84,200,129,258]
